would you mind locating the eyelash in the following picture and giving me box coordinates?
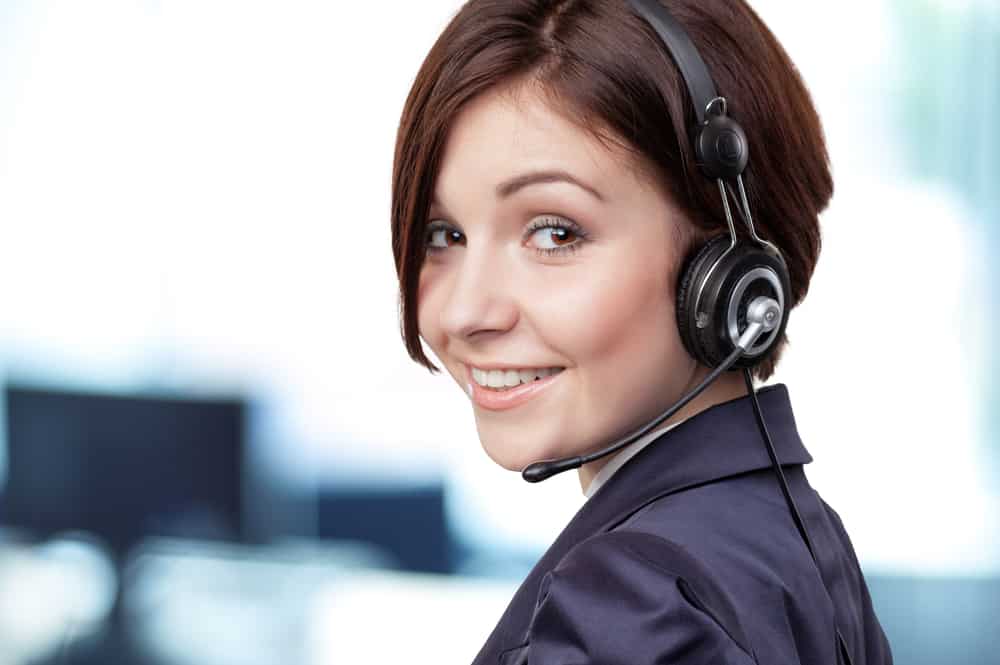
[424,215,589,257]
[525,215,589,256]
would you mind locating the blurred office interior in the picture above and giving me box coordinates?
[0,1,997,663]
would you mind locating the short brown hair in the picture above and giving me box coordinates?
[391,0,833,382]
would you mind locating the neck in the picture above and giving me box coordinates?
[578,368,748,494]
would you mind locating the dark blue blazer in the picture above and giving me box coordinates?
[472,383,893,665]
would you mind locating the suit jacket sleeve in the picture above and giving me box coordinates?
[526,530,757,665]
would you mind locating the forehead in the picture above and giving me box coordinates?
[434,84,645,204]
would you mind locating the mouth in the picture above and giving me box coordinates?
[470,366,565,390]
[465,365,566,411]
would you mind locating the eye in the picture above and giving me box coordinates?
[425,221,464,251]
[525,215,588,256]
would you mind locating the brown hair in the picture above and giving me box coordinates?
[391,0,832,382]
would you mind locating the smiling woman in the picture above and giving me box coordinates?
[390,1,892,664]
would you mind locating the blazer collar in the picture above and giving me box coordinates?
[475,382,812,664]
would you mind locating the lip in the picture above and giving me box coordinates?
[466,365,564,411]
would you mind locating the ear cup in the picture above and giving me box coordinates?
[676,235,791,369]
[676,235,730,366]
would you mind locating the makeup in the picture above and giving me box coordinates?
[467,366,563,411]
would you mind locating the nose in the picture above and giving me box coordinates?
[437,246,519,341]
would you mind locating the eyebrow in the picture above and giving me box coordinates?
[495,169,605,202]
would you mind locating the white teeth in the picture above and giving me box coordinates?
[471,366,564,389]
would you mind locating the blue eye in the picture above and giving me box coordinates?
[525,215,587,256]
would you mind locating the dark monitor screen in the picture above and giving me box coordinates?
[317,485,452,574]
[2,385,245,555]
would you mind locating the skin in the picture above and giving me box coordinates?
[416,81,746,494]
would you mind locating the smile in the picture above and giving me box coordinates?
[470,366,565,389]
[466,365,566,411]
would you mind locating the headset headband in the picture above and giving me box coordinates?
[627,0,719,124]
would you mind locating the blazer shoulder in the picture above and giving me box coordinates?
[526,530,757,665]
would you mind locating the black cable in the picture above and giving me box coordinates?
[742,367,817,560]
[743,367,855,665]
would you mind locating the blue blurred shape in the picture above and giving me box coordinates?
[317,484,453,574]
[868,574,1000,665]
[1,384,247,558]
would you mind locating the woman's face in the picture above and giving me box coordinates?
[417,83,704,479]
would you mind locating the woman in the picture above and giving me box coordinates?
[391,1,894,663]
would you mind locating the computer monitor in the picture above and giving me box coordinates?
[317,484,453,574]
[2,385,246,557]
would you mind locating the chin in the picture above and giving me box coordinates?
[480,439,533,472]
[477,428,569,473]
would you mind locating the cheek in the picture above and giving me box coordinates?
[415,268,453,380]
[416,266,470,388]
[536,259,677,364]
[416,268,442,346]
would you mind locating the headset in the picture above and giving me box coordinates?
[520,2,854,664]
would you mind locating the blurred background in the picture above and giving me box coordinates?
[0,0,996,663]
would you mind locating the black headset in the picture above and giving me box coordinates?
[522,2,855,664]
[628,0,792,371]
